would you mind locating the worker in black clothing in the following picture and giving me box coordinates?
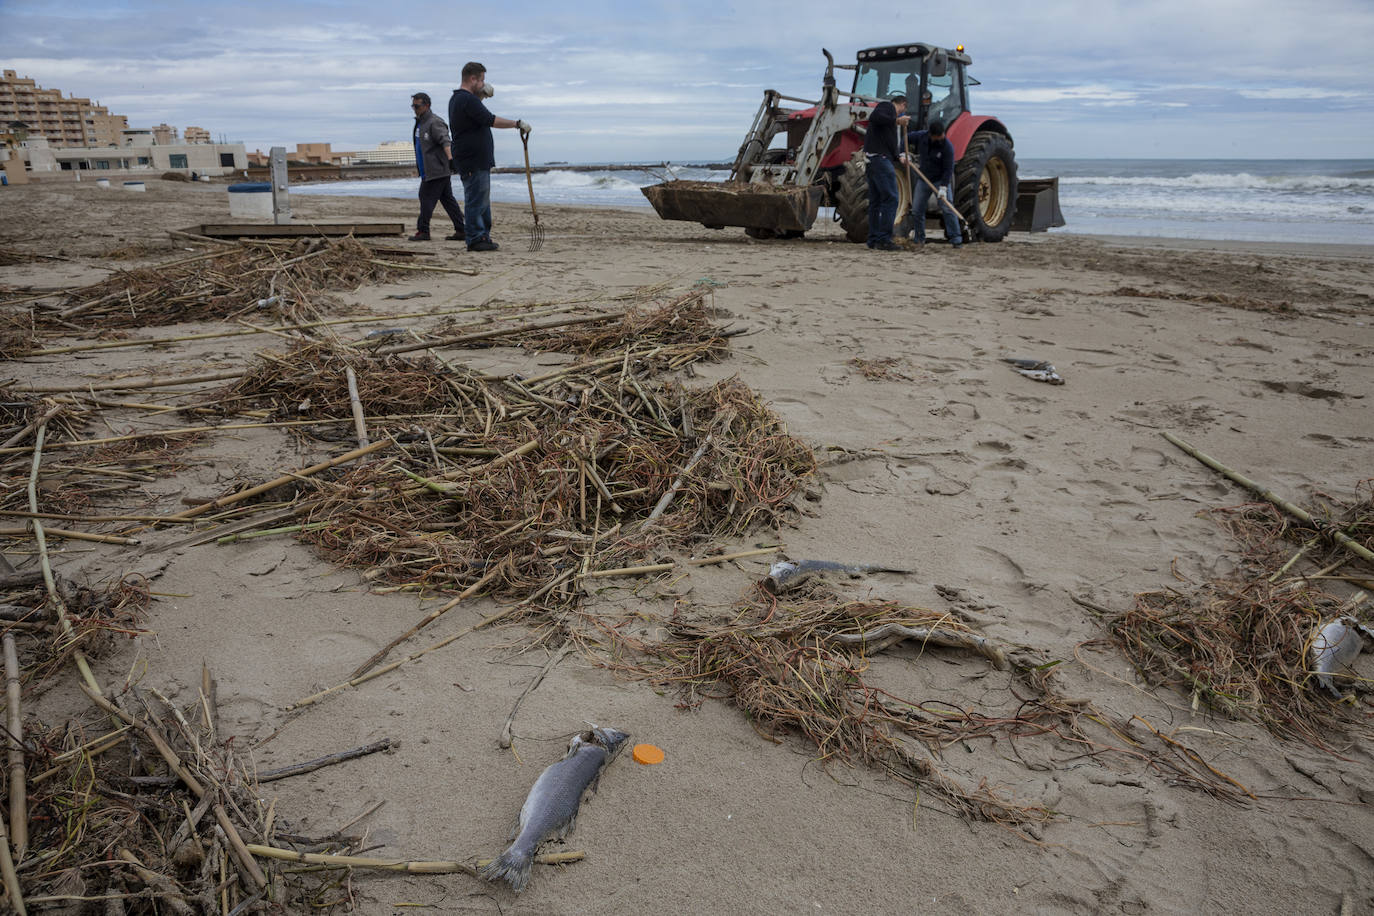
[862,91,909,250]
[409,92,464,242]
[905,119,962,248]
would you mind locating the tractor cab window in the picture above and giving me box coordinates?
[852,60,923,104]
[925,71,963,127]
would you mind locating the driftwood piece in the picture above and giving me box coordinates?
[1162,431,1374,565]
[823,623,1009,669]
[3,635,25,858]
[257,738,395,783]
[245,842,583,875]
[344,366,370,450]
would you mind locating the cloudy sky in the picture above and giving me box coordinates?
[3,0,1372,163]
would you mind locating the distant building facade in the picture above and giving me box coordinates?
[246,143,361,167]
[0,69,128,148]
[151,122,178,145]
[2,136,248,177]
[355,140,413,164]
[183,126,211,144]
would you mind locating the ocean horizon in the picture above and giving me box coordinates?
[294,158,1374,246]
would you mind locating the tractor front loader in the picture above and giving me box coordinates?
[643,45,1064,242]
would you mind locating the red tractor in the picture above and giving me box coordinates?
[644,44,1062,242]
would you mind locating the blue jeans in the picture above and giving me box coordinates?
[911,179,962,244]
[459,168,492,245]
[865,155,898,246]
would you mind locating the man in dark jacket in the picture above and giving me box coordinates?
[409,93,464,242]
[905,119,962,248]
[448,62,531,252]
[862,92,908,250]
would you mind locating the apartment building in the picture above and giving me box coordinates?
[151,122,178,145]
[183,126,211,144]
[0,69,128,148]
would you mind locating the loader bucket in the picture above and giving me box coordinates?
[1011,177,1066,232]
[642,180,824,233]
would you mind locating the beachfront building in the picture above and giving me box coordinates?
[354,140,414,165]
[0,69,128,148]
[2,136,247,179]
[183,126,211,144]
[151,123,179,145]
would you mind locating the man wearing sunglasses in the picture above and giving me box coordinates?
[409,92,465,243]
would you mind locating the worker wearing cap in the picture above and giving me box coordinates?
[448,61,532,252]
[408,92,464,243]
[862,91,909,251]
[905,119,962,248]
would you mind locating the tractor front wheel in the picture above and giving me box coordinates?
[834,156,870,244]
[955,132,1018,242]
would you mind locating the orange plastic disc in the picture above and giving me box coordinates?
[632,743,665,765]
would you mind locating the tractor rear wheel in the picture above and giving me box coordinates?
[834,156,869,244]
[955,132,1018,242]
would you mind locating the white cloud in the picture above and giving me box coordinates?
[976,85,1139,104]
[1238,87,1367,100]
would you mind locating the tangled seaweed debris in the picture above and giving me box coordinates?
[590,586,1062,825]
[1107,485,1374,745]
[2,574,150,684]
[16,237,439,340]
[584,584,1257,823]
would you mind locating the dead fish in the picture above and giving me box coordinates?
[482,725,630,893]
[1001,357,1064,385]
[383,291,432,300]
[1311,616,1367,699]
[764,559,912,594]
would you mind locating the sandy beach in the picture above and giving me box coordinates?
[1,178,1372,915]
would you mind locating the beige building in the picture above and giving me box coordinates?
[355,140,413,164]
[2,136,248,178]
[151,122,178,145]
[183,126,211,144]
[0,69,128,148]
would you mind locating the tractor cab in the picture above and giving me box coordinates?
[852,44,973,143]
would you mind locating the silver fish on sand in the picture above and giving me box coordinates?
[764,559,912,594]
[1311,616,1369,699]
[1001,357,1064,385]
[482,725,630,893]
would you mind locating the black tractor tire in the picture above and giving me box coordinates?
[744,227,777,240]
[954,132,1018,242]
[834,156,870,244]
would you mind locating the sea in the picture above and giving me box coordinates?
[293,159,1374,246]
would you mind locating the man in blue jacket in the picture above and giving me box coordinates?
[448,62,531,252]
[862,91,909,251]
[905,119,962,248]
[409,93,464,242]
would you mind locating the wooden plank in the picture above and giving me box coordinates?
[183,222,405,239]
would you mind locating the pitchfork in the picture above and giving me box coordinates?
[520,129,544,251]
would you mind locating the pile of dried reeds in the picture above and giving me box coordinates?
[211,342,455,422]
[6,674,364,912]
[506,290,733,358]
[28,237,434,334]
[295,375,817,603]
[1108,486,1373,743]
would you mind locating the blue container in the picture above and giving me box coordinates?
[227,182,272,193]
